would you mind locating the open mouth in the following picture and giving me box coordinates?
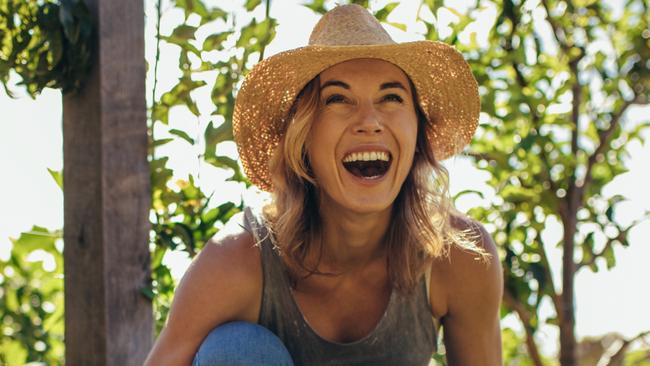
[342,151,392,179]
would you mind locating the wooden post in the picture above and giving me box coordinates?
[62,0,152,364]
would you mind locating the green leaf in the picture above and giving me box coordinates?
[169,128,195,145]
[216,201,240,222]
[173,222,195,252]
[245,0,262,11]
[236,19,258,48]
[175,0,209,19]
[206,154,239,172]
[201,206,222,226]
[545,317,559,326]
[386,22,407,31]
[153,137,174,147]
[205,7,228,23]
[374,2,399,22]
[605,194,625,221]
[47,168,63,191]
[10,226,61,255]
[140,284,155,301]
[500,185,535,204]
[302,0,327,14]
[159,77,206,116]
[423,0,444,13]
[204,120,233,147]
[254,18,277,41]
[2,340,28,366]
[602,244,616,269]
[350,0,369,8]
[170,24,198,41]
[211,72,233,104]
[152,103,170,124]
[202,31,233,51]
[453,189,485,201]
[516,133,536,152]
[628,122,650,143]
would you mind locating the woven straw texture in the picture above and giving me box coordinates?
[233,4,480,191]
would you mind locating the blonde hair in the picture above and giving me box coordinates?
[263,76,486,294]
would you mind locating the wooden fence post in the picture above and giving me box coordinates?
[62,0,152,364]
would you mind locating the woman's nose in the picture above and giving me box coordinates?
[353,103,383,134]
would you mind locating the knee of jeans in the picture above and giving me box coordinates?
[193,321,293,366]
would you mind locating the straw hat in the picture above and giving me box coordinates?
[233,4,480,191]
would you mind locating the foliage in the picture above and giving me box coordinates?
[502,328,559,366]
[0,0,93,97]
[623,350,650,366]
[0,227,64,365]
[2,0,650,364]
[146,0,276,333]
[415,0,650,365]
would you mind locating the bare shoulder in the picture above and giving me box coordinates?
[448,213,500,270]
[432,214,500,273]
[145,211,263,365]
[444,214,502,302]
[429,213,502,317]
[173,210,262,320]
[430,213,504,365]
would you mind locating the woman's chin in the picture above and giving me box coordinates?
[325,191,397,216]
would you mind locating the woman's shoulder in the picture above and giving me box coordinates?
[169,210,263,324]
[428,213,503,364]
[429,213,502,316]
[208,209,259,253]
[448,213,498,257]
[199,209,262,290]
[145,211,263,365]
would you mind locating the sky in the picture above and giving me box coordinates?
[1,0,649,358]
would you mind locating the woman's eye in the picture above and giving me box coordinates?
[382,94,404,103]
[325,94,347,105]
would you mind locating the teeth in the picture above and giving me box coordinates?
[343,151,390,163]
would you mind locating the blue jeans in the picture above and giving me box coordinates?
[192,321,294,366]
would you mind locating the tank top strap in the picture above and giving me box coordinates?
[423,259,441,336]
[242,207,298,323]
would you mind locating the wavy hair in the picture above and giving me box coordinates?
[263,75,487,294]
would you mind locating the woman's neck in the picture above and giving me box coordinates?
[310,200,393,273]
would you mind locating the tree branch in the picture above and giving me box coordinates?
[503,290,546,366]
[149,0,163,161]
[606,330,650,366]
[257,0,272,62]
[578,213,650,270]
[579,99,633,199]
[576,237,616,270]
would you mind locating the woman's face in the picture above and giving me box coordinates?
[306,58,419,215]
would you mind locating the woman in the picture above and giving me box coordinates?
[146,4,502,366]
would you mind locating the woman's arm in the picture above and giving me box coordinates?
[144,213,262,366]
[433,219,503,365]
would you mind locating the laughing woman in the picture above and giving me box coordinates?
[145,4,503,366]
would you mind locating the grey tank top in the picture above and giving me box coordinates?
[244,208,439,366]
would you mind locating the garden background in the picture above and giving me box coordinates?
[1,0,649,365]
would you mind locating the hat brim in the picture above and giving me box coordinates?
[233,40,480,191]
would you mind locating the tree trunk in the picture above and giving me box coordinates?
[559,59,582,366]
